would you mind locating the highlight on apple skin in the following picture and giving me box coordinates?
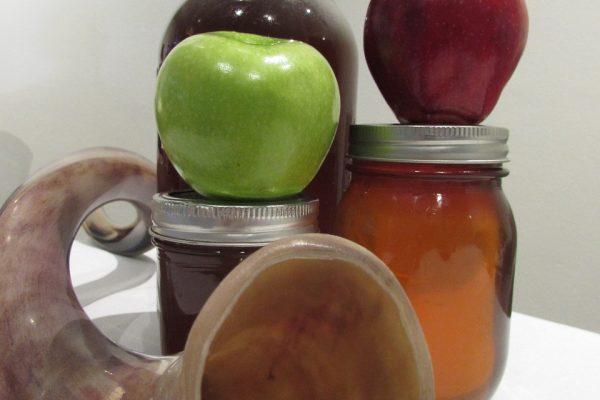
[155,31,340,200]
[364,0,529,125]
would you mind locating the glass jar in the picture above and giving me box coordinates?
[157,0,358,233]
[335,125,517,400]
[151,191,319,355]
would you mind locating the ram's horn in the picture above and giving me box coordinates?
[0,148,434,400]
[175,233,435,400]
[0,148,174,399]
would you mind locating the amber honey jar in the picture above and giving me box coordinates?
[335,125,517,400]
[151,191,318,355]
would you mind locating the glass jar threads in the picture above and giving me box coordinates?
[151,191,319,354]
[335,125,517,400]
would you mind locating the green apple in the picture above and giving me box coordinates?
[155,31,340,199]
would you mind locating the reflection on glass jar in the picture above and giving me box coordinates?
[151,191,319,355]
[335,125,517,400]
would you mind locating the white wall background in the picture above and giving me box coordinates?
[1,1,599,333]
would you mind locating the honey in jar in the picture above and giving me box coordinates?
[335,125,517,400]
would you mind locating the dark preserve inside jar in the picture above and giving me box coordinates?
[153,239,259,355]
[335,125,517,400]
[151,191,319,355]
[157,0,357,233]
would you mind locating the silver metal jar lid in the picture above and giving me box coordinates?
[349,124,509,164]
[150,191,319,246]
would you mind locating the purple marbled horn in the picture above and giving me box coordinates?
[0,148,175,399]
[0,147,435,400]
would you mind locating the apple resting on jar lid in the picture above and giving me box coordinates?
[364,0,529,124]
[155,31,340,200]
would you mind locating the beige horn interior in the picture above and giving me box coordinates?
[178,234,434,400]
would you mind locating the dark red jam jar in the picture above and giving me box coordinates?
[151,191,319,355]
[335,125,517,400]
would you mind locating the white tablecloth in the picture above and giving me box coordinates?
[71,240,600,399]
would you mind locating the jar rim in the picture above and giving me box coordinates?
[151,191,319,244]
[150,229,270,248]
[349,124,509,164]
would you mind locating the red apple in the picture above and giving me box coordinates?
[364,0,528,124]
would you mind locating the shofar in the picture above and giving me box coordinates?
[0,148,433,400]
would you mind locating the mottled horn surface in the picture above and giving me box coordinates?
[0,148,174,399]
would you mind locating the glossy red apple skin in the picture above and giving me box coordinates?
[364,0,528,124]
